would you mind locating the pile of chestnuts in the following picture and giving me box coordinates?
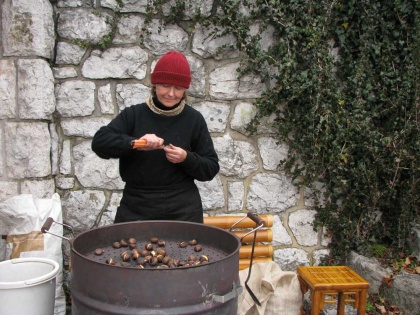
[93,236,209,269]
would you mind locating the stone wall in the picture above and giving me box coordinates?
[0,0,330,272]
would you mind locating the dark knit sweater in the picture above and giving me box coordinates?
[91,102,219,188]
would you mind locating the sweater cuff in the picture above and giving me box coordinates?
[181,151,195,167]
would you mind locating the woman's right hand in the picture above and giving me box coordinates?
[136,134,165,151]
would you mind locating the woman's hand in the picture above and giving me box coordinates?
[163,144,187,163]
[136,134,165,151]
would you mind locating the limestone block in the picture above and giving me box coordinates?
[143,20,188,55]
[186,55,205,98]
[249,23,275,52]
[61,117,112,138]
[55,176,75,190]
[195,175,224,210]
[162,0,213,19]
[321,227,332,247]
[272,215,293,246]
[192,24,239,60]
[0,129,2,176]
[17,59,55,119]
[0,59,16,119]
[98,192,122,226]
[230,102,256,135]
[55,42,86,65]
[53,67,78,79]
[258,137,288,171]
[274,248,310,271]
[227,181,244,212]
[2,0,54,58]
[5,122,51,179]
[347,251,392,294]
[0,182,18,202]
[101,0,148,13]
[192,101,230,133]
[57,0,94,8]
[313,249,330,266]
[209,62,265,100]
[60,140,72,175]
[61,190,106,231]
[21,179,55,198]
[231,102,277,135]
[380,274,420,315]
[82,47,148,79]
[288,209,318,247]
[213,135,259,179]
[113,14,145,44]
[247,173,299,213]
[50,123,59,175]
[73,141,124,190]
[116,83,150,111]
[57,10,112,42]
[56,80,95,117]
[98,84,114,114]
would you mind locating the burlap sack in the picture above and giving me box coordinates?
[238,261,302,315]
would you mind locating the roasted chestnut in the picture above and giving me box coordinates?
[157,240,166,247]
[106,258,116,265]
[177,260,187,267]
[178,241,188,248]
[157,264,169,269]
[150,236,159,243]
[149,257,158,266]
[120,239,128,247]
[112,241,121,249]
[145,243,154,251]
[128,237,137,244]
[121,251,131,262]
[199,255,209,262]
[156,248,166,256]
[188,239,198,246]
[144,255,153,263]
[140,249,149,257]
[136,264,145,269]
[131,249,140,259]
[94,248,104,256]
[156,254,164,262]
[187,254,196,262]
[136,257,146,266]
[194,245,203,252]
[162,256,171,265]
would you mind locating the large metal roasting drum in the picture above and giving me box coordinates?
[42,217,261,315]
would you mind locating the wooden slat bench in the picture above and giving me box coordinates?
[204,214,274,270]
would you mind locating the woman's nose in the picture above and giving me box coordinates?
[167,87,175,95]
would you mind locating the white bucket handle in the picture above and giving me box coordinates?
[0,258,59,289]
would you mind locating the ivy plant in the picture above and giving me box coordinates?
[144,0,419,262]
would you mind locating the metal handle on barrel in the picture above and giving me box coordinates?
[41,217,74,245]
[231,212,267,307]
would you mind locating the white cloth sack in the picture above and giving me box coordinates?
[0,193,66,315]
[238,261,302,315]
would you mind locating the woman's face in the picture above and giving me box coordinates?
[155,84,186,107]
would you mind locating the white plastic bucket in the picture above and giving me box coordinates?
[0,257,59,315]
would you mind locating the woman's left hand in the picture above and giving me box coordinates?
[163,144,187,164]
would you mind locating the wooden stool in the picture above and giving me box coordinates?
[297,266,370,315]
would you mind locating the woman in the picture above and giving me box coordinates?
[91,51,219,223]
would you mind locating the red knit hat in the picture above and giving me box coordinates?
[151,51,191,89]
